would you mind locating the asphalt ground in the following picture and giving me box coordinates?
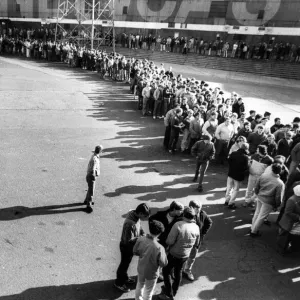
[0,56,300,300]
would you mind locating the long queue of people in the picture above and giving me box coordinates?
[1,32,300,300]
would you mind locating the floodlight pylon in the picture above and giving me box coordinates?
[54,0,115,51]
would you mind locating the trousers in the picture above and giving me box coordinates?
[194,160,209,187]
[225,177,240,205]
[251,198,273,233]
[116,243,134,285]
[162,254,187,297]
[135,275,157,300]
[85,173,96,203]
[245,174,259,203]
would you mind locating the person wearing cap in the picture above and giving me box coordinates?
[183,200,213,281]
[250,163,285,237]
[115,203,150,293]
[191,135,215,192]
[277,184,300,255]
[84,145,103,212]
[159,207,200,300]
[225,143,250,209]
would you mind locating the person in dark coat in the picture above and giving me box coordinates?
[277,131,293,160]
[191,135,215,192]
[232,97,245,118]
[183,200,213,281]
[149,201,184,282]
[225,143,250,209]
[148,201,184,249]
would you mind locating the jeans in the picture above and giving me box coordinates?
[135,275,157,300]
[251,198,273,233]
[194,160,209,187]
[162,254,187,297]
[116,243,134,285]
[245,174,259,204]
[225,177,240,205]
[85,173,96,203]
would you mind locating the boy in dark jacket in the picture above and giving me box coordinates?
[115,203,150,293]
[191,135,215,192]
[225,143,250,209]
[183,200,213,281]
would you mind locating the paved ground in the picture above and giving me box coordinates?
[0,56,299,300]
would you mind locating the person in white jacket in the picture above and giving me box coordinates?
[243,145,273,207]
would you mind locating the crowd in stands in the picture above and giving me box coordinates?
[1,25,300,300]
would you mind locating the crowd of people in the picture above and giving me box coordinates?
[1,26,300,62]
[2,25,300,300]
[120,33,300,62]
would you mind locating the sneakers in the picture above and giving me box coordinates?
[183,270,195,281]
[153,116,156,119]
[114,282,130,293]
[86,205,93,213]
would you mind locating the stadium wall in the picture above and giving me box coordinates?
[1,0,300,43]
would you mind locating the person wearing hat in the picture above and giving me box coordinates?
[183,200,213,281]
[159,207,200,300]
[191,135,215,192]
[277,184,300,255]
[84,145,103,212]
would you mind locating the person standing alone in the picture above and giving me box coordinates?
[84,145,103,213]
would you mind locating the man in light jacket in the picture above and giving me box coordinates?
[250,163,285,237]
[159,207,200,300]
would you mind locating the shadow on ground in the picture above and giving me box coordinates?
[0,203,86,221]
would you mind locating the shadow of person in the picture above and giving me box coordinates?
[0,203,86,221]
[0,279,134,300]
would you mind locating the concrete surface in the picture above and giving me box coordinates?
[0,56,299,300]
